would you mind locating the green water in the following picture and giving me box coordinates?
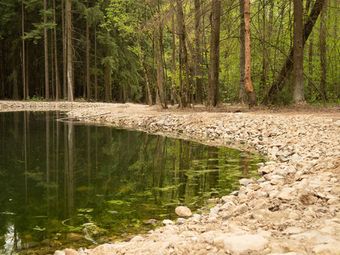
[0,112,262,254]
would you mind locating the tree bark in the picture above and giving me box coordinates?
[44,0,49,99]
[293,0,305,103]
[244,0,256,106]
[21,0,26,100]
[171,4,177,105]
[85,6,91,100]
[53,0,61,100]
[176,0,190,107]
[263,0,326,104]
[239,0,246,103]
[94,26,98,101]
[62,0,67,99]
[155,7,167,108]
[208,0,221,107]
[308,33,314,99]
[260,0,269,96]
[104,59,111,102]
[194,0,203,104]
[65,0,73,101]
[319,0,327,101]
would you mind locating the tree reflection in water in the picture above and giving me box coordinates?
[0,111,262,254]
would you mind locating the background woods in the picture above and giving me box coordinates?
[0,0,339,106]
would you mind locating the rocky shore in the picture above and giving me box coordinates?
[1,101,339,255]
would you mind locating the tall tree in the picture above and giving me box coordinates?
[239,0,246,103]
[155,1,166,108]
[244,0,256,106]
[319,0,327,101]
[176,0,190,107]
[293,0,305,103]
[44,0,49,99]
[85,2,91,100]
[21,0,27,100]
[194,0,203,103]
[65,0,73,101]
[207,0,221,107]
[53,0,61,100]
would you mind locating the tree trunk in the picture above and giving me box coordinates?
[155,6,167,108]
[51,27,55,99]
[104,54,111,102]
[142,62,153,106]
[62,0,67,99]
[44,0,49,99]
[319,0,327,101]
[86,7,91,100]
[171,5,177,105]
[208,0,221,107]
[293,0,305,103]
[53,0,61,100]
[263,0,326,104]
[0,42,3,98]
[194,0,203,104]
[244,0,256,106]
[94,26,98,101]
[260,0,269,96]
[21,0,26,100]
[65,0,73,101]
[176,0,190,107]
[308,34,314,99]
[239,0,246,103]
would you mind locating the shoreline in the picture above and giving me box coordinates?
[1,101,340,255]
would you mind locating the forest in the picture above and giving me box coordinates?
[0,0,339,106]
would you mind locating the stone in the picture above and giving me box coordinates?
[277,187,295,200]
[162,219,174,225]
[283,227,304,235]
[176,218,186,225]
[233,204,248,215]
[66,233,83,242]
[143,219,157,225]
[54,251,65,255]
[65,249,79,255]
[214,234,268,255]
[239,178,254,186]
[175,206,192,217]
[312,242,340,255]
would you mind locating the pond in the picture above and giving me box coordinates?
[0,112,262,254]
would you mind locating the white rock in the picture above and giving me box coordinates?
[162,219,174,225]
[277,187,295,200]
[175,206,192,217]
[239,178,254,186]
[65,249,79,255]
[54,251,65,255]
[312,241,340,255]
[214,234,268,255]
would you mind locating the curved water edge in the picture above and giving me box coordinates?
[0,111,263,255]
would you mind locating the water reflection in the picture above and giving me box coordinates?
[0,112,261,254]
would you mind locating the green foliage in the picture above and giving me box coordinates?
[0,0,339,103]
